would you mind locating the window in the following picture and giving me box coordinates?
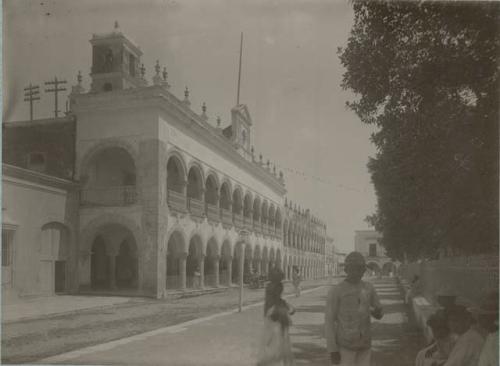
[2,230,13,267]
[369,243,377,257]
[27,152,46,172]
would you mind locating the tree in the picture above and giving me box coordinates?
[340,1,499,260]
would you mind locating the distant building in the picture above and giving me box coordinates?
[354,230,395,275]
[2,24,330,300]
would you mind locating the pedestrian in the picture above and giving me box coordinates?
[405,275,422,305]
[257,280,296,366]
[443,292,498,366]
[325,251,383,366]
[292,267,301,298]
[415,310,457,366]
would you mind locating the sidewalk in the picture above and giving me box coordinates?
[2,278,331,364]
[33,277,423,366]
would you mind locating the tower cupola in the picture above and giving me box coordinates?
[89,22,144,93]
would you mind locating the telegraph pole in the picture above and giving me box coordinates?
[23,83,40,121]
[236,32,243,106]
[45,76,67,118]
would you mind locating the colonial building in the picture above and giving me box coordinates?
[354,230,395,275]
[2,24,328,299]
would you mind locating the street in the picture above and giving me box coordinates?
[38,278,422,366]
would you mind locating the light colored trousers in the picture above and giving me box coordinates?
[338,347,371,366]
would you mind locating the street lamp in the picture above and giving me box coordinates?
[237,230,250,313]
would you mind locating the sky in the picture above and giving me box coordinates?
[3,0,379,253]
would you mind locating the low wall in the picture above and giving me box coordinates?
[400,254,499,307]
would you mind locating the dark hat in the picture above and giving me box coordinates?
[345,251,366,266]
[427,309,449,330]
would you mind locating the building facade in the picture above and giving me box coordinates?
[354,230,394,275]
[2,25,329,299]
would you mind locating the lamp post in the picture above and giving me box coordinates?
[238,230,250,313]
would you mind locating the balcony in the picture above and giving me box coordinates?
[81,185,137,207]
[206,203,219,222]
[221,208,233,226]
[253,220,262,233]
[167,189,187,212]
[233,214,244,228]
[243,217,253,231]
[188,198,205,217]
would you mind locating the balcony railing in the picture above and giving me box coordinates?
[206,203,219,222]
[188,197,205,217]
[243,216,253,231]
[233,213,244,228]
[81,185,137,207]
[167,189,187,212]
[221,208,233,226]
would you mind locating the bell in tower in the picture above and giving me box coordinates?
[89,21,144,93]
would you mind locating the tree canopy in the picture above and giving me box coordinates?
[340,1,499,261]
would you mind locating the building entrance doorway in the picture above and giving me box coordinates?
[55,260,66,293]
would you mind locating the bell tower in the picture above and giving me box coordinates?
[89,22,144,93]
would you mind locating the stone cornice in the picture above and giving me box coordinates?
[72,87,287,196]
[2,164,78,191]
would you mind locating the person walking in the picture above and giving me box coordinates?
[257,271,296,366]
[292,267,301,298]
[325,251,383,366]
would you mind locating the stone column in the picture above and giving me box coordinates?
[180,254,187,290]
[227,258,233,287]
[213,256,220,287]
[256,261,261,275]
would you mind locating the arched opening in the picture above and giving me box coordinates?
[261,247,269,277]
[253,245,261,275]
[275,209,282,233]
[252,197,261,225]
[187,166,203,200]
[116,240,138,288]
[205,238,219,287]
[167,231,185,289]
[268,205,275,233]
[91,236,108,289]
[283,220,288,246]
[261,201,268,225]
[243,193,252,219]
[276,249,282,270]
[90,223,138,291]
[232,242,244,284]
[366,262,381,277]
[269,248,275,274]
[232,188,243,215]
[40,222,70,294]
[382,262,395,276]
[81,147,137,206]
[205,174,218,205]
[219,182,231,210]
[288,225,292,247]
[220,240,232,286]
[167,156,186,193]
[244,244,253,284]
[187,235,203,288]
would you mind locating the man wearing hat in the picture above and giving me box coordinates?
[325,251,383,365]
[443,291,498,366]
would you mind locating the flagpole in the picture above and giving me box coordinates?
[236,32,243,105]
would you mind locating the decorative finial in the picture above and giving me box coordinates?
[216,116,221,127]
[155,60,160,76]
[114,21,120,30]
[202,102,207,114]
[279,171,283,179]
[251,146,254,156]
[140,64,146,79]
[266,159,270,169]
[77,70,82,85]
[285,198,288,207]
[162,67,168,81]
[273,165,276,175]
[259,154,263,163]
